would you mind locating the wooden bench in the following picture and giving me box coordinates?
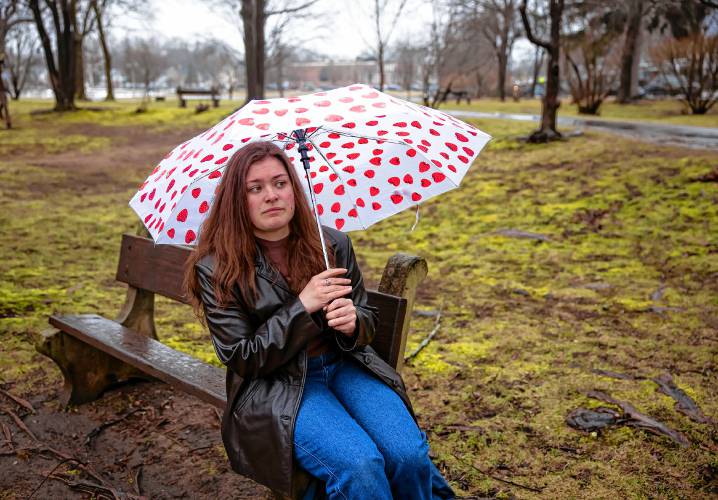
[176,87,220,108]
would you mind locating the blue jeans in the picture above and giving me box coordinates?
[294,350,455,500]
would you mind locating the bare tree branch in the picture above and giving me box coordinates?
[520,0,551,50]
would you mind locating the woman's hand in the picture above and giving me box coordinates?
[324,298,357,336]
[298,268,352,314]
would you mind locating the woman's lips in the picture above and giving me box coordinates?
[263,207,284,214]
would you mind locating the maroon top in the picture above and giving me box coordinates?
[256,235,330,357]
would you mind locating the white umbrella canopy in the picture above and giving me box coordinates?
[129,83,491,245]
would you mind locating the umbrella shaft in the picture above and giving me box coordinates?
[294,128,330,270]
[309,187,331,270]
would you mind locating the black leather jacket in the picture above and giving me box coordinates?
[194,226,416,498]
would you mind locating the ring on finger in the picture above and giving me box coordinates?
[324,279,331,287]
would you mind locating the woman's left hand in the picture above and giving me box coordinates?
[324,298,356,336]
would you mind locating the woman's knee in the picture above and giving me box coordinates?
[383,430,431,474]
[344,448,386,480]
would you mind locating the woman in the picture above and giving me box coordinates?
[184,141,454,499]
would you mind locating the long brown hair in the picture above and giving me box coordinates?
[184,141,333,321]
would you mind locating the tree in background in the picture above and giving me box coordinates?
[1,0,33,128]
[29,0,78,111]
[462,0,520,101]
[421,1,462,107]
[393,39,422,97]
[118,37,167,99]
[616,0,645,103]
[648,0,717,114]
[562,1,623,114]
[91,0,113,100]
[214,0,318,102]
[370,0,409,91]
[523,0,548,97]
[519,0,565,142]
[5,21,41,99]
[72,1,97,100]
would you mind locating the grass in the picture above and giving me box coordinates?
[1,99,717,498]
[439,97,718,128]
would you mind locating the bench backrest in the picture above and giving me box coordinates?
[116,234,409,369]
[176,88,218,96]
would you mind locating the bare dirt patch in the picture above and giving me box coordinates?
[0,379,270,499]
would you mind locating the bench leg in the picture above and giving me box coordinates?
[35,327,155,406]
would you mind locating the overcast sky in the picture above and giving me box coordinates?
[118,0,435,60]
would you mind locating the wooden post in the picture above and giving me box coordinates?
[378,254,428,373]
[115,223,158,338]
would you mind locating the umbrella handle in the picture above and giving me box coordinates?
[294,129,331,270]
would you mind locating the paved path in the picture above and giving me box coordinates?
[444,109,718,150]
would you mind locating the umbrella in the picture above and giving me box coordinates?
[129,83,491,265]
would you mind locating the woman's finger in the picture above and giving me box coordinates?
[328,314,356,328]
[325,304,355,321]
[325,298,352,312]
[324,287,352,302]
[316,268,348,279]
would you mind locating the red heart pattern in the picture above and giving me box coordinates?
[129,83,490,242]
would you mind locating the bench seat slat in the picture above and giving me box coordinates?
[49,314,226,409]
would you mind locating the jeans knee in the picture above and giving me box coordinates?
[385,439,430,476]
[349,451,386,480]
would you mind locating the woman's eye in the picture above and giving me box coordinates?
[249,186,261,193]
[276,180,286,188]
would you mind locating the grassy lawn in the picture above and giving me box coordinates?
[1,99,717,498]
[439,97,718,128]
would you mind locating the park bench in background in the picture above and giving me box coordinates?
[36,231,428,498]
[176,87,220,108]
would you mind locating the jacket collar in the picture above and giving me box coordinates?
[253,242,295,296]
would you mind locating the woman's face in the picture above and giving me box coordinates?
[245,156,296,240]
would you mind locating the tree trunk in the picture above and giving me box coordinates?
[520,0,563,142]
[530,45,544,97]
[30,0,76,111]
[497,52,507,101]
[538,40,561,140]
[74,34,87,100]
[241,0,265,102]
[617,0,643,103]
[93,0,114,101]
[277,51,285,97]
[0,58,11,128]
[255,0,264,99]
[378,41,385,91]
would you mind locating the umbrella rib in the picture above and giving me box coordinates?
[306,136,370,230]
[315,128,406,146]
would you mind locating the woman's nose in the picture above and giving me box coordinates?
[265,187,279,201]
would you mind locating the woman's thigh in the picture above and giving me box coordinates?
[329,356,427,464]
[293,376,388,488]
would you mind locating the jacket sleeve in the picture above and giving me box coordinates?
[195,263,323,379]
[332,235,378,352]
